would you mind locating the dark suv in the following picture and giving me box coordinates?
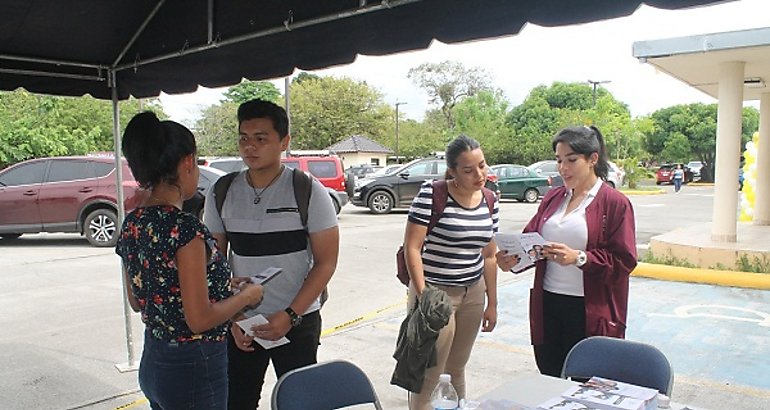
[352,158,448,214]
[0,156,148,246]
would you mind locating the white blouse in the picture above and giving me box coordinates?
[541,178,603,297]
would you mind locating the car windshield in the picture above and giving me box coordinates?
[373,165,403,177]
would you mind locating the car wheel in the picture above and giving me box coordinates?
[523,188,539,203]
[656,181,662,185]
[0,233,22,240]
[368,191,393,214]
[84,208,119,247]
[345,172,356,199]
[329,193,341,215]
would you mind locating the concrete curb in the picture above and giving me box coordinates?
[632,262,770,290]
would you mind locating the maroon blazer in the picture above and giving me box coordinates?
[523,182,637,345]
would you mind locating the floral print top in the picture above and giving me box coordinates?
[115,205,233,342]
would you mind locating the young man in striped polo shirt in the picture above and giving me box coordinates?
[204,99,339,409]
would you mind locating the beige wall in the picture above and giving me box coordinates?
[338,153,388,168]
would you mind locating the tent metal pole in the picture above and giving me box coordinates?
[0,53,104,69]
[112,0,166,67]
[207,0,214,44]
[0,67,105,82]
[113,0,421,72]
[285,76,291,155]
[110,70,137,373]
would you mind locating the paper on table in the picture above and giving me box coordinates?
[495,232,549,273]
[236,314,290,350]
[560,384,645,410]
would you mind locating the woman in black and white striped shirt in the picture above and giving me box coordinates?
[402,135,499,410]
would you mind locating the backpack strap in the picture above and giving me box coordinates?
[481,187,496,217]
[291,167,313,228]
[426,179,448,234]
[212,171,239,233]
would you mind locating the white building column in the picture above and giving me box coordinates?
[711,61,744,242]
[754,93,770,225]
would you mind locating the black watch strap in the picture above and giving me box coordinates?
[284,307,302,327]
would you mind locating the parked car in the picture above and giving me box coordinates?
[198,157,245,173]
[484,166,501,198]
[529,159,624,188]
[687,160,704,180]
[607,161,625,189]
[490,164,550,202]
[656,163,694,185]
[281,155,349,214]
[528,160,563,188]
[352,158,499,214]
[352,158,447,214]
[0,156,148,246]
[181,165,227,219]
[346,164,381,178]
[371,164,403,177]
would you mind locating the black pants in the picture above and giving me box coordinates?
[227,310,322,410]
[534,290,586,377]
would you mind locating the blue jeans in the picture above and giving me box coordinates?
[674,178,683,192]
[140,331,228,410]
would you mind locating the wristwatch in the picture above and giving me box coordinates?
[576,251,588,267]
[284,307,302,327]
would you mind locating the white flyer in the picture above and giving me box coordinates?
[495,232,549,273]
[236,314,291,350]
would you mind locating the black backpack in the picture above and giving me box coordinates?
[211,168,329,305]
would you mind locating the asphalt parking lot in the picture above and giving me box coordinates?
[1,185,768,409]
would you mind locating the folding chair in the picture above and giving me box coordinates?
[561,336,674,396]
[271,360,384,410]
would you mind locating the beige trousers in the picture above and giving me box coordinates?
[408,278,486,410]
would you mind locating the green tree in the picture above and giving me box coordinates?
[194,101,240,156]
[453,90,512,165]
[0,90,159,168]
[292,72,321,85]
[661,132,692,163]
[222,80,282,104]
[648,104,717,180]
[289,76,391,149]
[408,60,493,129]
[502,82,637,166]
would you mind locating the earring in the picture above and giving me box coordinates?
[452,179,459,188]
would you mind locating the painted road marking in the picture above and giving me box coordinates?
[650,304,770,327]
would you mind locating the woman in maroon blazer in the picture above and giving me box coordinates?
[497,126,637,377]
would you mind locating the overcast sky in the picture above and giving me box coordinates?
[160,0,770,125]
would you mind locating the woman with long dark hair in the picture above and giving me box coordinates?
[497,125,637,377]
[402,135,499,409]
[116,112,263,409]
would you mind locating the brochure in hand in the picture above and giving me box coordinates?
[236,314,291,350]
[495,232,549,273]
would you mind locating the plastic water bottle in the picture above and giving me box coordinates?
[430,373,459,410]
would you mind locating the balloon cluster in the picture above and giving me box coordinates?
[739,132,759,222]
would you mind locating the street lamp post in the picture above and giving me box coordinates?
[395,101,407,164]
[587,79,611,107]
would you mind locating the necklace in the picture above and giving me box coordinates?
[246,166,283,205]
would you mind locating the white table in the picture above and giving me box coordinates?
[480,373,707,410]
